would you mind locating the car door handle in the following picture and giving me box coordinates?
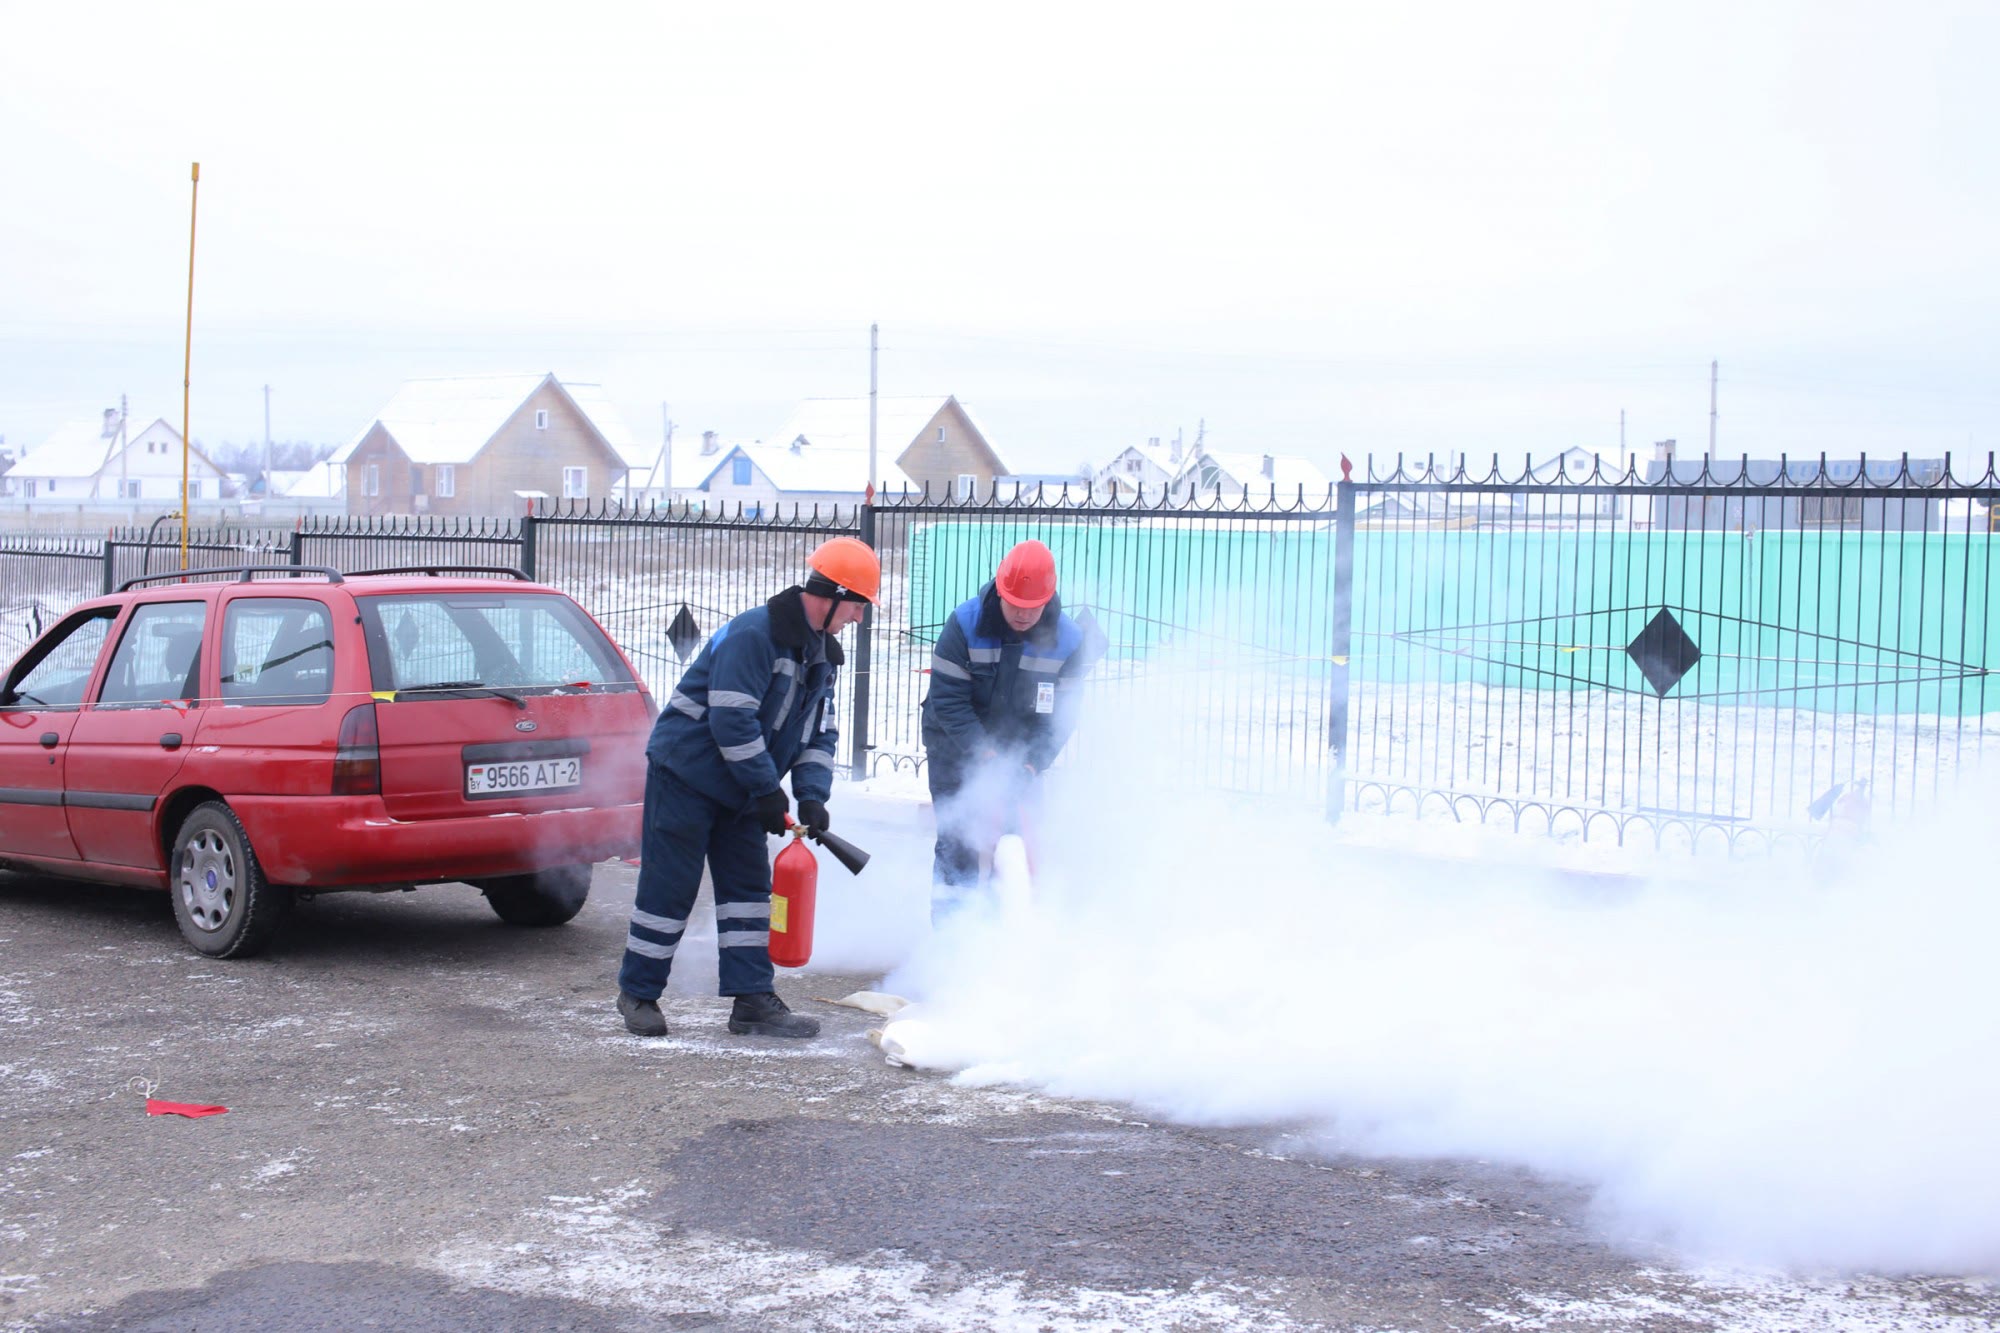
[159,733,183,750]
[40,732,59,749]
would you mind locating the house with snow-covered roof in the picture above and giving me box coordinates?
[332,373,649,516]
[1091,436,1188,502]
[670,396,1008,511]
[1179,446,1334,505]
[2,410,228,504]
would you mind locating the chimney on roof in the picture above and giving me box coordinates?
[1261,453,1275,480]
[1655,438,1676,463]
[701,430,718,456]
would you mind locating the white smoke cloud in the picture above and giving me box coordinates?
[867,711,2000,1274]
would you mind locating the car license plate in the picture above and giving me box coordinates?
[466,757,583,796]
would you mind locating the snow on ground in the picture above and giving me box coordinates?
[435,1183,1302,1333]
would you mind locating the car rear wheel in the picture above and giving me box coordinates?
[478,863,592,927]
[171,801,292,958]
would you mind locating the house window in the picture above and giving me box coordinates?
[188,480,201,499]
[410,465,425,495]
[364,463,380,497]
[122,479,141,498]
[937,426,947,443]
[732,456,752,486]
[436,464,455,498]
[535,409,550,430]
[563,466,587,498]
[957,473,978,500]
[47,480,56,493]
[24,480,36,498]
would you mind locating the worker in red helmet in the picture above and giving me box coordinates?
[616,535,879,1040]
[921,538,1104,922]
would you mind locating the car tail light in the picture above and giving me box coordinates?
[333,703,381,795]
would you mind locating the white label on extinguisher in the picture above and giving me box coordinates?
[1035,681,1054,714]
[771,894,789,933]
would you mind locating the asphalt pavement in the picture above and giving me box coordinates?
[2,863,1995,1332]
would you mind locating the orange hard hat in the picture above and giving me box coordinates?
[805,535,880,605]
[995,539,1057,609]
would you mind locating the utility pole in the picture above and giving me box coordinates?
[181,161,200,570]
[867,323,878,497]
[1620,408,1626,456]
[1708,360,1719,456]
[262,384,272,499]
[655,402,674,504]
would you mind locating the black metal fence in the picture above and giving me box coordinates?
[3,460,1995,853]
[861,490,1341,794]
[1329,454,2000,852]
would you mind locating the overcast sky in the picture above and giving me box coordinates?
[2,1,1995,476]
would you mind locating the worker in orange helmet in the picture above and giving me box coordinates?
[920,538,1104,923]
[616,535,879,1039]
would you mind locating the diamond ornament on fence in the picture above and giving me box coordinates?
[1627,607,1702,698]
[666,604,703,664]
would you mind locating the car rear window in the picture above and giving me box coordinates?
[220,598,335,705]
[357,592,634,693]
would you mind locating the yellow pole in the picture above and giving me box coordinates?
[180,162,199,570]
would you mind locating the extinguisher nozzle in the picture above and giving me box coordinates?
[811,827,871,876]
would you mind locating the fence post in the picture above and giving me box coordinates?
[102,540,118,595]
[519,506,539,580]
[287,521,303,568]
[1325,478,1356,823]
[848,500,876,780]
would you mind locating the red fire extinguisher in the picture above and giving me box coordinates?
[768,814,872,969]
[769,825,818,968]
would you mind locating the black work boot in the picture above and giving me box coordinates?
[617,991,668,1037]
[727,991,820,1039]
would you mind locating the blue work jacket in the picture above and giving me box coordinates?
[646,588,842,809]
[921,582,1100,779]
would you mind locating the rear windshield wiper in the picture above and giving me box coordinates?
[399,681,527,709]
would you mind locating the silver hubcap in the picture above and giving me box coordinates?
[178,828,237,933]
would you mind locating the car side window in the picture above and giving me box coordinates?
[220,598,335,706]
[2,610,117,709]
[96,602,208,708]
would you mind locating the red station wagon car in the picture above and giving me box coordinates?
[0,564,654,957]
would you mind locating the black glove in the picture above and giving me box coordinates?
[796,799,831,834]
[752,789,789,836]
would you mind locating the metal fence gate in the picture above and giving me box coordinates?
[1328,455,2000,852]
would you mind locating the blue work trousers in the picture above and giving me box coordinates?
[618,761,775,999]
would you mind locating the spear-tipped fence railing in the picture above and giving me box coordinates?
[3,459,1995,853]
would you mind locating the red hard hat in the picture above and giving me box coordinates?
[995,539,1057,609]
[806,536,880,605]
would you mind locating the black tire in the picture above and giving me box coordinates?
[170,801,292,958]
[478,863,592,927]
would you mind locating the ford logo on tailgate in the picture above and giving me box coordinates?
[514,719,539,733]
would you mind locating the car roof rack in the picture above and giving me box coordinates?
[342,565,533,581]
[119,564,345,592]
